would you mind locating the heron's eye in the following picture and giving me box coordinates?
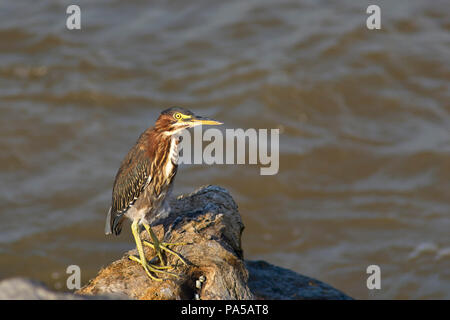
[174,113,182,120]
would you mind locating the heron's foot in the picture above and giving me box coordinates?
[143,240,189,267]
[128,255,177,281]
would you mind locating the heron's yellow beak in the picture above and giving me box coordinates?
[190,116,223,126]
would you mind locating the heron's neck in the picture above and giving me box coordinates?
[169,134,180,165]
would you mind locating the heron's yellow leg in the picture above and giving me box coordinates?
[142,223,188,266]
[128,220,176,280]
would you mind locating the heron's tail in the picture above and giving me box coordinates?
[104,207,113,235]
[105,207,124,236]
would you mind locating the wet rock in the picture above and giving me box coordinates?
[77,185,352,300]
[0,278,80,300]
[0,277,127,300]
[246,260,352,300]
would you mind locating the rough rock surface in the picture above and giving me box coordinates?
[76,185,351,300]
[0,185,352,300]
[78,185,254,300]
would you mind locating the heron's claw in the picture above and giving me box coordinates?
[143,240,189,266]
[128,255,177,281]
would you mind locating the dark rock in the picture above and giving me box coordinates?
[246,260,352,300]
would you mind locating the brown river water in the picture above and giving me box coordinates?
[0,0,449,299]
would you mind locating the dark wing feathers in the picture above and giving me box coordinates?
[107,142,152,235]
[112,146,151,214]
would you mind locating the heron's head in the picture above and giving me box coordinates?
[156,107,222,135]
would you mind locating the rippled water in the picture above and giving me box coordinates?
[0,0,449,299]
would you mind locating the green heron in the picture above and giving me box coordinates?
[105,107,222,281]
